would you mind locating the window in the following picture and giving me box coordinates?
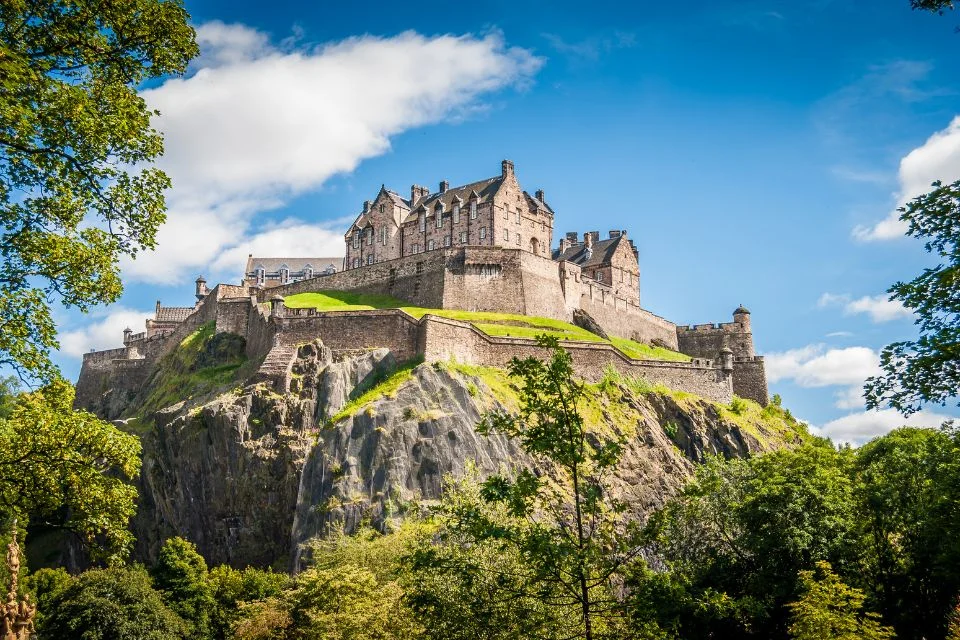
[303,265,313,279]
[503,229,509,241]
[470,201,477,219]
[255,266,265,285]
[436,212,443,228]
[419,213,425,232]
[503,206,508,220]
[516,233,521,246]
[353,230,361,249]
[428,239,435,251]
[459,231,467,244]
[479,226,486,240]
[443,236,450,247]
[515,210,520,224]
[367,228,374,245]
[453,204,460,223]
[411,243,419,254]
[416,261,424,274]
[367,254,374,265]
[380,226,386,245]
[379,204,384,213]
[279,265,289,283]
[352,257,360,268]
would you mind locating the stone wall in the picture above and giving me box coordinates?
[418,314,732,404]
[273,309,422,363]
[732,357,769,406]
[676,321,753,360]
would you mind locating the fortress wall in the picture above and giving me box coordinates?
[517,251,569,320]
[732,357,768,406]
[275,309,421,363]
[442,247,526,315]
[258,249,449,309]
[245,300,276,364]
[676,322,753,359]
[579,293,679,349]
[216,298,251,336]
[419,315,732,404]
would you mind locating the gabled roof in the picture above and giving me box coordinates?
[401,176,502,223]
[381,187,411,210]
[525,191,554,214]
[244,257,342,274]
[552,235,630,270]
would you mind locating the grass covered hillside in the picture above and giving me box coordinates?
[283,290,690,362]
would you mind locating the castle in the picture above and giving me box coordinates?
[76,160,768,414]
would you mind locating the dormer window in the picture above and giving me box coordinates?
[255,265,265,285]
[419,212,425,232]
[453,204,460,223]
[367,227,374,245]
[303,264,313,280]
[353,230,361,249]
[470,201,477,219]
[435,203,444,228]
[279,264,289,283]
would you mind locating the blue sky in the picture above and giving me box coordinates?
[55,0,960,443]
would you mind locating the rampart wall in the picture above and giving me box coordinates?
[676,322,754,359]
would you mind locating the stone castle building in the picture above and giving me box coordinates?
[77,159,769,413]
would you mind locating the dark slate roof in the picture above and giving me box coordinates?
[155,306,194,322]
[734,305,751,315]
[383,188,411,210]
[245,257,343,275]
[401,176,503,223]
[552,236,626,269]
[525,191,554,214]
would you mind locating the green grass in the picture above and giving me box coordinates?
[285,291,690,362]
[135,322,247,417]
[325,357,423,426]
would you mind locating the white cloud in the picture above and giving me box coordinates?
[58,307,154,358]
[816,408,953,445]
[833,385,866,410]
[854,116,960,241]
[210,222,345,276]
[817,292,911,323]
[122,25,543,284]
[765,344,880,388]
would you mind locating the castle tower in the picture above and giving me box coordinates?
[195,275,209,302]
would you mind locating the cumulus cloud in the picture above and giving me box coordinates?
[58,307,154,358]
[816,408,953,445]
[854,116,960,241]
[817,292,911,323]
[765,344,880,388]
[210,222,346,276]
[122,24,543,284]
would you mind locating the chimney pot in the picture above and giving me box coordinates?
[440,180,449,193]
[609,230,621,239]
[501,159,514,179]
[535,189,545,202]
[584,232,593,249]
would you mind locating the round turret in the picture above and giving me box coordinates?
[733,304,751,332]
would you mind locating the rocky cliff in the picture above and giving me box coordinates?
[95,327,804,571]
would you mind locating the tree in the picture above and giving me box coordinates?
[0,0,198,382]
[854,426,960,639]
[41,565,187,639]
[206,565,288,640]
[865,180,960,414]
[911,0,955,14]
[0,380,141,562]
[436,336,637,639]
[788,562,895,640]
[152,537,215,638]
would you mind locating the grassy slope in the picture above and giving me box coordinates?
[284,291,690,363]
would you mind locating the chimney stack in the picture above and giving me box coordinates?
[439,180,449,193]
[535,189,545,202]
[410,184,429,204]
[565,231,578,244]
[559,237,569,254]
[501,159,514,179]
[609,230,621,239]
[584,232,593,249]
[363,200,371,213]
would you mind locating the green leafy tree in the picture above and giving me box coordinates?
[435,336,637,639]
[911,0,955,14]
[0,0,198,381]
[0,380,140,562]
[207,565,288,640]
[640,441,859,638]
[152,537,216,638]
[788,562,895,640]
[23,567,72,630]
[865,180,960,414]
[41,565,187,639]
[854,426,960,639]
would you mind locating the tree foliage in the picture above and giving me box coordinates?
[0,0,198,381]
[41,565,187,639]
[152,537,215,638]
[0,380,140,562]
[865,180,960,414]
[787,562,895,640]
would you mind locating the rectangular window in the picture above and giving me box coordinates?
[459,231,467,244]
[503,206,508,220]
[419,214,425,232]
[428,239,435,251]
[504,229,509,241]
[379,204,384,213]
[367,229,374,245]
[367,254,374,265]
[453,205,460,223]
[353,232,360,249]
[416,262,424,274]
[516,233,521,246]
[479,227,486,240]
[443,236,451,247]
[470,202,477,219]
[380,226,386,245]
[515,210,520,224]
[436,213,443,229]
